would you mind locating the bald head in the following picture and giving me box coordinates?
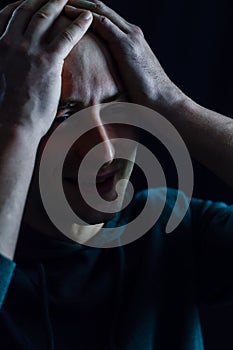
[47,14,123,108]
[23,13,138,234]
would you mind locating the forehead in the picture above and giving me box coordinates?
[61,33,122,106]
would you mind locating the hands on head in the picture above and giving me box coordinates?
[0,0,232,258]
[0,0,142,236]
[0,0,93,138]
[1,0,231,184]
[0,0,181,138]
[64,0,180,109]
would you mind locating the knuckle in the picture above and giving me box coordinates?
[16,4,32,13]
[94,1,105,11]
[25,49,52,68]
[34,11,50,21]
[35,52,51,66]
[61,30,74,43]
[18,41,30,53]
[129,24,144,38]
[99,15,109,25]
[72,20,85,31]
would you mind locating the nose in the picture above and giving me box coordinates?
[73,109,115,166]
[89,124,115,165]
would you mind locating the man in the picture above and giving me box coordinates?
[0,0,233,349]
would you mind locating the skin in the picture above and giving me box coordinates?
[1,0,233,259]
[0,0,93,258]
[22,16,138,244]
[65,0,233,188]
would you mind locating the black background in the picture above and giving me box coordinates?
[1,0,233,348]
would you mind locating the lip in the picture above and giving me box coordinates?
[64,165,121,183]
[96,174,116,194]
[96,170,117,183]
[64,167,118,182]
[63,173,116,195]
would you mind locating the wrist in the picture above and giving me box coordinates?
[153,82,189,116]
[0,97,54,141]
[0,121,42,150]
[0,103,46,144]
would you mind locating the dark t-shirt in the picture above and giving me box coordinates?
[0,188,233,349]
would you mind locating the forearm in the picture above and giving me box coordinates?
[0,124,40,260]
[0,0,93,260]
[63,0,233,187]
[157,88,233,188]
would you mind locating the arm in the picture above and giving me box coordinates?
[158,94,233,189]
[65,0,233,188]
[0,0,92,307]
[0,0,92,259]
[0,125,39,308]
[0,125,40,260]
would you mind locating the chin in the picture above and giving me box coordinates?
[71,206,119,225]
[63,180,127,225]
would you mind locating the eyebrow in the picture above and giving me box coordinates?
[58,92,126,110]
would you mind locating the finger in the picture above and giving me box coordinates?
[24,0,70,42]
[67,0,130,33]
[63,6,84,18]
[64,6,124,43]
[49,10,92,58]
[3,0,50,37]
[0,1,24,36]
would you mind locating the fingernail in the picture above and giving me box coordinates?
[79,11,92,20]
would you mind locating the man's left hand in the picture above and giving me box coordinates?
[64,0,183,111]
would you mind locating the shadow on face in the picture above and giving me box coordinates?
[27,14,139,226]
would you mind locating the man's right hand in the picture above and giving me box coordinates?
[0,0,92,138]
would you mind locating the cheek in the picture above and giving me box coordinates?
[35,121,62,174]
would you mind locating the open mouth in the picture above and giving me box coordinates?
[63,173,116,195]
[96,174,115,194]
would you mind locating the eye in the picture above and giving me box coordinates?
[54,110,73,124]
[55,114,71,123]
[54,101,78,124]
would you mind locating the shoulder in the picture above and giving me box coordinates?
[122,187,193,237]
[132,187,233,235]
